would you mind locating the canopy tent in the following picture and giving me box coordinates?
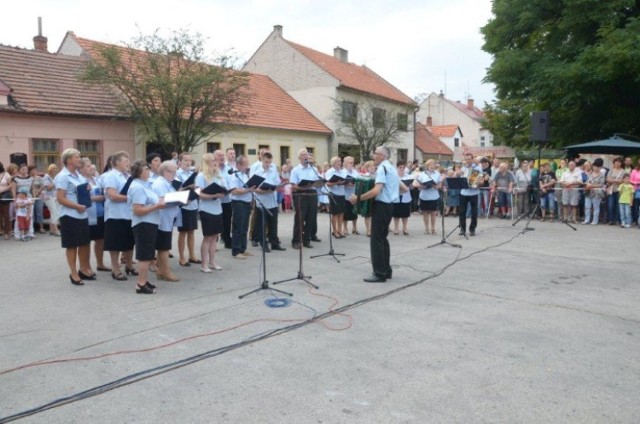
[564,135,640,157]
[515,149,565,160]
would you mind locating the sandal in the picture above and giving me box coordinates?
[431,229,436,235]
[179,261,191,267]
[403,230,409,236]
[188,258,202,264]
[136,282,155,294]
[69,275,84,286]
[352,229,360,235]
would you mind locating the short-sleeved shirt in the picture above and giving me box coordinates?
[128,179,160,227]
[375,159,400,203]
[228,171,252,203]
[85,176,104,225]
[290,163,319,190]
[54,167,89,219]
[152,176,181,232]
[325,168,346,196]
[176,168,198,211]
[561,168,583,187]
[460,164,483,196]
[396,172,413,204]
[13,176,33,197]
[493,171,514,192]
[418,171,441,201]
[41,174,56,200]
[219,163,233,203]
[196,173,223,215]
[618,183,634,204]
[102,169,132,221]
[343,168,359,198]
[251,164,281,209]
[539,171,556,193]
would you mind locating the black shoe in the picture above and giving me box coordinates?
[386,271,392,279]
[111,272,128,281]
[136,282,155,294]
[303,242,313,248]
[469,230,476,236]
[292,242,301,249]
[310,236,321,242]
[458,230,466,236]
[125,267,139,276]
[78,270,97,280]
[262,245,271,252]
[363,274,387,283]
[69,275,85,286]
[224,244,232,249]
[271,245,286,251]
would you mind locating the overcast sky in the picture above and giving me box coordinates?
[2,0,496,107]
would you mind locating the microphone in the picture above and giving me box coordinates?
[228,169,240,175]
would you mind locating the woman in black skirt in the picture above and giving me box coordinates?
[151,160,181,282]
[54,148,94,286]
[325,156,347,238]
[196,153,226,272]
[128,160,165,294]
[79,157,108,271]
[393,161,413,235]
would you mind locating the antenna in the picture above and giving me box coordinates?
[37,17,42,36]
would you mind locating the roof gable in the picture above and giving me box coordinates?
[415,123,453,156]
[0,45,124,118]
[427,124,462,138]
[286,40,414,106]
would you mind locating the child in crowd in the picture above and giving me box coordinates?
[15,187,33,241]
[283,181,292,212]
[618,174,634,228]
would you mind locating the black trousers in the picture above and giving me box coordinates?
[292,192,317,244]
[459,194,478,232]
[255,206,280,247]
[221,202,232,247]
[370,201,393,278]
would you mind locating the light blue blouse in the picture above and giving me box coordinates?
[152,176,181,232]
[196,173,223,215]
[102,169,132,221]
[53,167,89,219]
[418,171,441,201]
[128,179,160,227]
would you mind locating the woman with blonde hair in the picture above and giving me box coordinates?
[152,160,181,282]
[414,159,441,235]
[196,153,226,272]
[325,156,347,238]
[41,164,61,236]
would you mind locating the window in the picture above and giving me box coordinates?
[480,142,486,147]
[233,143,245,157]
[396,113,408,131]
[372,108,386,128]
[206,142,221,153]
[480,136,486,141]
[76,139,101,168]
[454,138,460,148]
[306,147,314,157]
[397,148,408,162]
[258,144,270,153]
[32,138,59,171]
[280,146,290,166]
[341,101,357,123]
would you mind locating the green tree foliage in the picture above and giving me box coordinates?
[82,29,250,153]
[481,0,640,147]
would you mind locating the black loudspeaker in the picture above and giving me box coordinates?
[10,152,28,166]
[531,111,550,142]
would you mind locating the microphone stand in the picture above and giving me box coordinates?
[428,185,462,249]
[273,161,319,289]
[310,166,345,263]
[233,170,292,299]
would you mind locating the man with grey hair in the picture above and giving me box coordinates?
[349,146,406,283]
[290,148,321,249]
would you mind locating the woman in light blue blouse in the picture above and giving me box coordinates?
[54,148,93,286]
[79,157,108,272]
[196,153,226,272]
[414,159,441,235]
[151,160,181,282]
[127,160,165,294]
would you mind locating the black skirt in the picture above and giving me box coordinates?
[393,202,411,218]
[89,216,105,241]
[155,230,173,251]
[200,211,223,236]
[344,202,358,221]
[178,209,198,232]
[420,199,438,212]
[329,195,346,215]
[60,216,90,248]
[133,222,158,261]
[104,219,135,252]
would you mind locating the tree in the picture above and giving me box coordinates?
[333,98,414,163]
[481,0,640,147]
[81,29,250,154]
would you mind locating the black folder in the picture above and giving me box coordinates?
[246,174,265,188]
[180,172,197,189]
[171,179,182,191]
[259,182,277,191]
[402,179,414,187]
[76,182,92,208]
[327,174,345,183]
[200,182,228,195]
[119,176,134,195]
[298,179,325,188]
[421,179,437,189]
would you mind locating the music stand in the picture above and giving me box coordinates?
[444,177,469,240]
[236,174,293,299]
[310,172,345,263]
[428,179,464,249]
[273,192,319,289]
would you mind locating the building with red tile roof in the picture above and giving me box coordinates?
[418,91,493,149]
[244,25,416,163]
[415,122,453,161]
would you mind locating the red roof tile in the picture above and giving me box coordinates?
[427,124,461,138]
[415,123,453,156]
[286,41,415,106]
[0,45,124,118]
[70,35,331,135]
[446,98,484,122]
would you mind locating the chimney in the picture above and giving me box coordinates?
[273,25,283,37]
[467,98,474,109]
[438,90,444,98]
[333,46,348,63]
[426,116,433,127]
[33,17,48,52]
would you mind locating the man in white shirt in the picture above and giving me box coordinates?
[561,160,583,223]
[290,148,321,249]
[251,152,285,251]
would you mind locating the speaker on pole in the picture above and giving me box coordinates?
[531,111,550,142]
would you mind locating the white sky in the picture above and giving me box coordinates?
[2,0,496,106]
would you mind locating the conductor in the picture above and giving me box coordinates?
[349,146,407,283]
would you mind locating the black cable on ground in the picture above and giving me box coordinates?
[0,231,523,423]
